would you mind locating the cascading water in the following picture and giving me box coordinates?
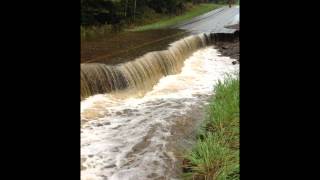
[81,33,239,180]
[81,34,212,100]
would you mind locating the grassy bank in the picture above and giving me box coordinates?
[81,3,222,40]
[131,3,222,31]
[183,74,239,180]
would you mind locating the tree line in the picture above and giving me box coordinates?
[81,0,232,26]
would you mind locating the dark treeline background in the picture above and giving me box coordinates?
[81,0,231,26]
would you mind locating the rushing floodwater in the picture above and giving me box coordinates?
[81,34,210,100]
[81,46,239,180]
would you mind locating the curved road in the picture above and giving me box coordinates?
[174,6,239,34]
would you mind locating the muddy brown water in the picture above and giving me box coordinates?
[80,33,212,100]
[81,30,239,179]
[81,29,190,65]
[81,46,239,180]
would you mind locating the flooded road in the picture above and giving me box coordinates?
[81,46,239,180]
[81,6,240,179]
[81,29,190,64]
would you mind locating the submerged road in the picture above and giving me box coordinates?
[81,6,240,180]
[81,6,239,64]
[174,6,239,34]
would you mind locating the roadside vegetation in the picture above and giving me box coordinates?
[183,73,239,180]
[131,3,221,31]
[81,0,233,40]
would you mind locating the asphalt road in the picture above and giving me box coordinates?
[174,6,239,34]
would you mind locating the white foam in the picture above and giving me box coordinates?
[81,46,239,180]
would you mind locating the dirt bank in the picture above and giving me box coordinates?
[213,31,239,61]
[215,38,239,61]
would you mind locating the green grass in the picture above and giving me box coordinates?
[183,73,239,180]
[81,3,223,40]
[131,3,222,31]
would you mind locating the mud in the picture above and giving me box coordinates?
[214,31,239,61]
[81,29,190,65]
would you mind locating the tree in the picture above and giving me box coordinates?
[124,0,128,17]
[133,0,136,21]
[81,0,197,26]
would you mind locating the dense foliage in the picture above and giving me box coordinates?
[80,0,232,26]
